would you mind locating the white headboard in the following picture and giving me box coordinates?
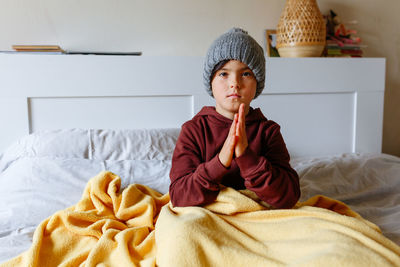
[0,54,385,158]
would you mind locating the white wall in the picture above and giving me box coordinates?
[0,0,399,156]
[0,0,284,56]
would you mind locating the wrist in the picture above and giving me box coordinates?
[218,153,231,168]
[235,144,248,158]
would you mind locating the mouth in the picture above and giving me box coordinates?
[227,93,241,99]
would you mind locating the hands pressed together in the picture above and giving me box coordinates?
[218,103,248,167]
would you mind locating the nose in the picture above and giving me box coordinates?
[229,75,240,89]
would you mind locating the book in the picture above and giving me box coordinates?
[65,51,142,56]
[11,45,142,56]
[12,45,65,53]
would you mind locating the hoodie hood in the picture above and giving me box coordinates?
[194,106,267,126]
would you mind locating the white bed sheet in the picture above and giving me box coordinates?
[0,129,399,263]
[292,153,400,245]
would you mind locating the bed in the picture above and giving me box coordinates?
[0,54,399,266]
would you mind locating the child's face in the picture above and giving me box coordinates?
[211,60,257,119]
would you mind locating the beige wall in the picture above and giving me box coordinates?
[0,0,398,156]
[318,0,400,157]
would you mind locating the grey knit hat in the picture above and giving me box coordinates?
[203,28,266,98]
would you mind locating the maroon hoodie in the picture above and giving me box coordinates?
[169,106,300,208]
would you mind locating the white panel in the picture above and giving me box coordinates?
[0,97,29,152]
[355,91,384,153]
[253,93,355,158]
[0,55,204,97]
[266,57,385,93]
[29,96,192,131]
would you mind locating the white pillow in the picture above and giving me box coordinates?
[91,128,180,161]
[0,128,180,172]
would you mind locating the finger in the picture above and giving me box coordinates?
[229,134,237,152]
[236,108,242,135]
[220,114,238,166]
[237,104,245,136]
[231,113,238,136]
[228,119,237,145]
[240,103,245,123]
[239,103,245,115]
[226,132,238,165]
[225,124,236,151]
[236,115,240,136]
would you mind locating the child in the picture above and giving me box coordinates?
[169,28,300,208]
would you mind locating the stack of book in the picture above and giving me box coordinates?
[11,45,65,54]
[324,10,365,58]
[325,40,366,57]
[8,45,142,56]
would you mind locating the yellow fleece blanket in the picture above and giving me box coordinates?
[2,171,400,266]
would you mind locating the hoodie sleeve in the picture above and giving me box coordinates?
[235,124,300,209]
[169,122,229,207]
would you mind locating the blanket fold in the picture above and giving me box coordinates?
[156,186,400,267]
[2,171,400,267]
[1,171,169,267]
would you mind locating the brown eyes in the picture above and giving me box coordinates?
[218,72,228,77]
[217,71,253,77]
[242,71,253,77]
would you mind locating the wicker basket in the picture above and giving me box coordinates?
[276,0,326,57]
